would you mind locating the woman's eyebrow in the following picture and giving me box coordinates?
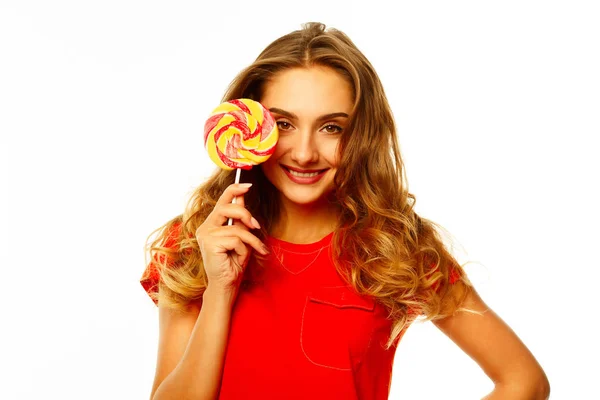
[268,107,348,121]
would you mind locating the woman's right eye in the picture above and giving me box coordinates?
[276,121,292,130]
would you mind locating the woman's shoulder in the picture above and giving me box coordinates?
[140,219,186,305]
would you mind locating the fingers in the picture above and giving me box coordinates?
[234,189,245,208]
[210,225,269,255]
[207,183,258,229]
[216,235,250,271]
[207,203,258,230]
[232,218,246,231]
[204,183,258,229]
[230,191,246,227]
[216,183,253,207]
[195,183,265,290]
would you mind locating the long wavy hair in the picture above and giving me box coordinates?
[142,22,477,348]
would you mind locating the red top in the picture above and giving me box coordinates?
[140,226,460,399]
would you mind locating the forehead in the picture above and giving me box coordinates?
[260,66,353,115]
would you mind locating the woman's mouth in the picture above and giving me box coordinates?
[281,165,328,184]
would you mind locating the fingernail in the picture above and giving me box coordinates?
[251,217,261,229]
[239,183,252,188]
[261,245,270,255]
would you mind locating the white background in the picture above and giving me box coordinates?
[1,1,598,399]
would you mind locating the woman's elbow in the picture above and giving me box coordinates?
[529,365,551,400]
[536,375,551,400]
[517,371,550,400]
[495,369,550,400]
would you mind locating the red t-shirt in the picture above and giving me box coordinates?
[140,227,460,399]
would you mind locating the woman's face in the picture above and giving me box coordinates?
[259,66,353,207]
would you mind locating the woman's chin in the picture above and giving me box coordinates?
[279,188,333,207]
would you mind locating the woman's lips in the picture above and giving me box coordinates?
[280,165,328,184]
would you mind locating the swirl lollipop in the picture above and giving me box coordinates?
[204,98,279,225]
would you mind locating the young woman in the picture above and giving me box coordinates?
[140,22,550,400]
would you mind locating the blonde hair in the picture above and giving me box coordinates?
[142,22,477,348]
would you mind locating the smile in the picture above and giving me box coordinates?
[281,165,328,184]
[289,170,320,177]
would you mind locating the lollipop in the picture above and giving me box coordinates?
[204,98,279,225]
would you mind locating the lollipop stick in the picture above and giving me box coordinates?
[227,168,242,226]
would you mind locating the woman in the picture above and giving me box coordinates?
[140,22,550,400]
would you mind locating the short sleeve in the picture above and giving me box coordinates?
[140,222,182,306]
[406,257,463,317]
[448,263,462,285]
[427,258,462,295]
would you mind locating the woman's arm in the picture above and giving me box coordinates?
[433,284,550,400]
[150,285,237,400]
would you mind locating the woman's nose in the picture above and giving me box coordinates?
[290,130,319,165]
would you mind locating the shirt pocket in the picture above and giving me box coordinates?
[300,286,376,371]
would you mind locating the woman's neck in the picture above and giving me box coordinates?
[269,196,340,244]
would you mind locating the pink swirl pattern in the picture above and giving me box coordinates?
[203,99,279,170]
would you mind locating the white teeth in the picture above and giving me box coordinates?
[288,169,320,178]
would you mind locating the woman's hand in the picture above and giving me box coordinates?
[195,183,268,296]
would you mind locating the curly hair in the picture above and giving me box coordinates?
[141,22,477,349]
